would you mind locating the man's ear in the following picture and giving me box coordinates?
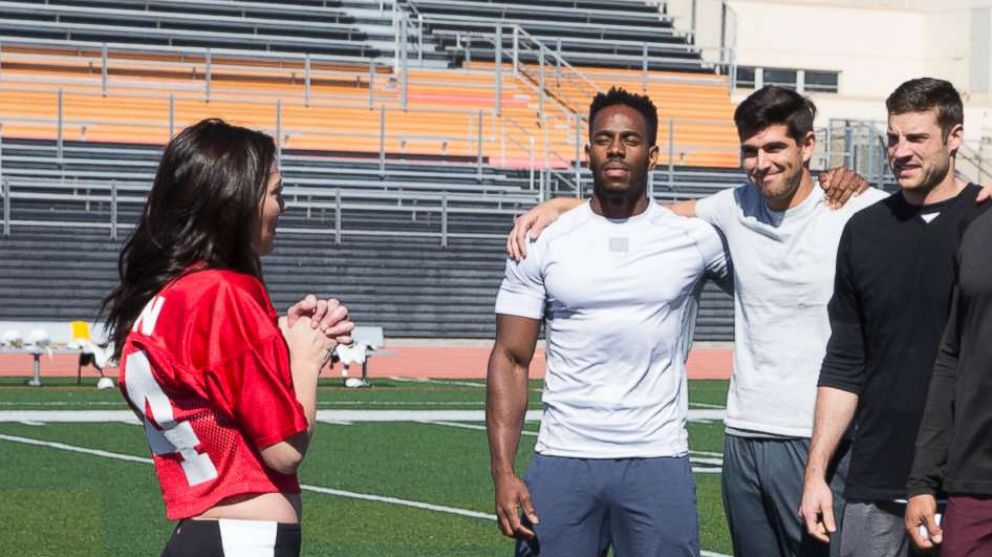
[648,144,659,171]
[801,130,817,164]
[946,123,963,156]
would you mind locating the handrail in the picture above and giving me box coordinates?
[0,176,539,245]
[0,35,382,65]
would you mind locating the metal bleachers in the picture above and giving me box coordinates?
[0,0,379,58]
[403,0,712,72]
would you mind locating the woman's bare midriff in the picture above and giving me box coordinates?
[194,492,302,523]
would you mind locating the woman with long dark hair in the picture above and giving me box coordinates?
[102,118,352,557]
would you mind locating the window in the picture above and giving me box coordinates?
[804,70,840,93]
[763,68,798,89]
[735,66,756,89]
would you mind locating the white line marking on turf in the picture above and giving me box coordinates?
[390,377,485,388]
[690,402,727,409]
[0,410,141,423]
[299,485,496,520]
[0,433,153,464]
[422,421,723,473]
[0,433,731,556]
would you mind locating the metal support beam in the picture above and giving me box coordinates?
[0,129,7,237]
[110,180,118,240]
[101,43,108,96]
[335,188,342,245]
[57,88,64,161]
[400,19,409,110]
[477,110,484,181]
[275,99,282,166]
[304,54,311,106]
[538,48,545,120]
[668,118,675,194]
[494,25,503,117]
[169,94,175,138]
[441,194,448,248]
[512,26,519,76]
[574,114,582,189]
[205,48,212,102]
[2,177,8,237]
[642,43,649,93]
[379,105,387,175]
[369,60,376,109]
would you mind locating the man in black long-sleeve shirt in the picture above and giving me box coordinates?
[799,79,989,557]
[905,195,992,554]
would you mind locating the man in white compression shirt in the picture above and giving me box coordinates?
[486,87,729,557]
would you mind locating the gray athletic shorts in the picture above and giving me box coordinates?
[840,501,932,557]
[515,453,699,557]
[722,435,850,557]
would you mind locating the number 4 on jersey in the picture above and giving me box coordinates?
[124,296,218,486]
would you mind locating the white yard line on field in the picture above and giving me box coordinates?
[389,377,486,388]
[422,420,724,473]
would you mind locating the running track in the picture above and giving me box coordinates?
[0,343,733,380]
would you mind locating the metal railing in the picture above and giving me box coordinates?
[0,37,391,106]
[0,175,540,246]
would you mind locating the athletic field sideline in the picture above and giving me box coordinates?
[0,377,733,556]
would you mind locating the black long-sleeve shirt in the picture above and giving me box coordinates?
[908,205,992,497]
[818,184,986,501]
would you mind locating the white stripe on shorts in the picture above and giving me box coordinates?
[218,518,278,557]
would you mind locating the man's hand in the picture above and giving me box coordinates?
[819,168,870,209]
[799,476,836,543]
[493,473,539,540]
[978,184,992,203]
[507,205,562,262]
[906,494,942,549]
[506,197,590,261]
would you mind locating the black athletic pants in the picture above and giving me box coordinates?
[161,519,301,557]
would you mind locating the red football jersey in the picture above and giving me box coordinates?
[118,268,309,520]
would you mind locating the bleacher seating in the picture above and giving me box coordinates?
[0,0,746,339]
[404,0,712,72]
[0,0,379,58]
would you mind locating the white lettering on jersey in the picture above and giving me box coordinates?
[132,296,166,337]
[123,350,218,486]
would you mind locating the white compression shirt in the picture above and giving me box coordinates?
[496,201,729,458]
[695,184,888,437]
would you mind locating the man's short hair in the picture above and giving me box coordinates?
[733,86,816,143]
[885,78,964,141]
[588,87,659,146]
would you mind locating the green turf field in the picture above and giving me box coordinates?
[0,378,732,556]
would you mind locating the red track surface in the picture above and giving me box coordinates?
[0,345,732,380]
